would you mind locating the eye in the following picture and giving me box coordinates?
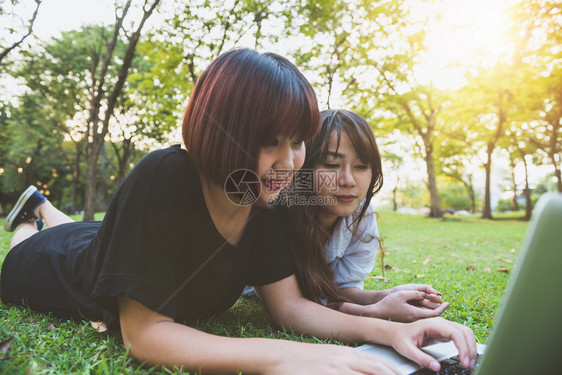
[263,138,279,147]
[355,164,369,170]
[292,139,304,146]
[323,163,340,169]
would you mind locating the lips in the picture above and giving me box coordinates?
[263,179,287,191]
[335,195,357,203]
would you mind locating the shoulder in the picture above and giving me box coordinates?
[349,201,378,242]
[358,202,377,230]
[136,145,190,171]
[113,145,198,206]
[129,145,195,182]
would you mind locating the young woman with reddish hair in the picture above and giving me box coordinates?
[2,49,476,374]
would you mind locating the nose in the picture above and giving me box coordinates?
[339,165,356,187]
[273,142,295,171]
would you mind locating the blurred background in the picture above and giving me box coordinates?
[0,0,560,221]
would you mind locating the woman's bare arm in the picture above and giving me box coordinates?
[336,285,448,322]
[118,297,401,374]
[257,275,476,372]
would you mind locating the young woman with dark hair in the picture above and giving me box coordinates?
[287,109,449,322]
[2,50,476,374]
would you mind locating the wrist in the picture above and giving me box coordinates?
[369,289,389,304]
[360,317,399,346]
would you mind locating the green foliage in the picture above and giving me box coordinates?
[2,0,559,215]
[1,23,178,212]
[289,0,414,110]
[396,180,427,209]
[0,96,70,212]
[438,178,472,211]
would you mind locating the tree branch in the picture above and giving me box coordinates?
[0,0,43,64]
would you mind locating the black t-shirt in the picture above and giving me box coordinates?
[1,145,294,329]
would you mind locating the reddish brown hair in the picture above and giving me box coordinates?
[182,48,320,185]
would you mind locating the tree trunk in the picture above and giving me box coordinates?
[113,138,132,184]
[462,178,476,214]
[551,153,562,192]
[392,185,398,211]
[84,150,97,220]
[521,156,533,221]
[482,164,492,218]
[424,145,442,218]
[71,143,82,214]
[523,186,532,220]
[96,144,110,212]
[509,156,519,211]
[482,155,493,219]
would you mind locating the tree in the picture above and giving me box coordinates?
[301,1,447,217]
[286,0,417,112]
[0,0,43,66]
[439,138,478,214]
[10,17,177,214]
[12,26,119,213]
[376,82,446,218]
[453,64,518,219]
[288,0,409,109]
[438,177,472,212]
[525,69,562,192]
[503,114,542,220]
[141,0,287,118]
[506,151,520,212]
[381,149,404,211]
[0,94,70,209]
[82,0,160,220]
[287,0,446,215]
[508,0,561,191]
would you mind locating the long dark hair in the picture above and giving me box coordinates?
[288,109,383,308]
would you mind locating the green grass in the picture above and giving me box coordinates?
[0,210,529,374]
[370,211,528,344]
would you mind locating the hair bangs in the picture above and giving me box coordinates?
[272,84,320,142]
[341,114,378,166]
[258,57,320,143]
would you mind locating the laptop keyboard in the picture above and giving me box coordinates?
[411,355,479,374]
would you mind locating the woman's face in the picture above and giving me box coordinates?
[314,130,372,228]
[257,135,306,204]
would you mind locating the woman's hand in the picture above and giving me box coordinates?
[389,284,442,303]
[389,317,477,372]
[366,290,449,322]
[268,343,401,375]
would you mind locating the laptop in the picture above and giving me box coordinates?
[356,193,562,374]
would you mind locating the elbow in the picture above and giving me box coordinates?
[121,328,144,362]
[267,294,308,330]
[121,330,160,368]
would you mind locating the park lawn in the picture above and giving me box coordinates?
[0,210,529,374]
